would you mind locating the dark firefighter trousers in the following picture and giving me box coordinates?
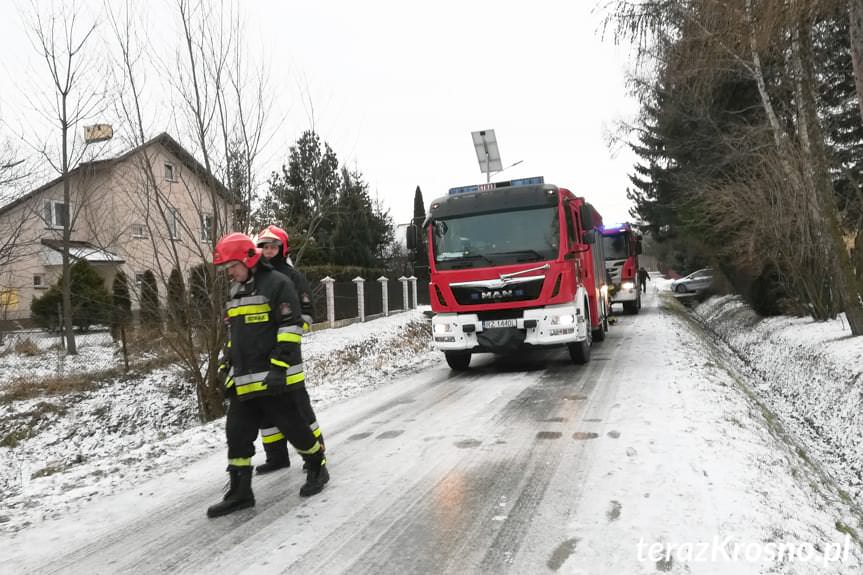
[227,389,321,460]
[259,387,321,447]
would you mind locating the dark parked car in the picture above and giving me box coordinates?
[671,268,713,293]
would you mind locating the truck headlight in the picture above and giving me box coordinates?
[433,323,453,335]
[551,314,575,326]
[622,282,635,290]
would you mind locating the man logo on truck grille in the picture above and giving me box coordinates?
[481,289,513,300]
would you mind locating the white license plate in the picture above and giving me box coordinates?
[483,319,517,329]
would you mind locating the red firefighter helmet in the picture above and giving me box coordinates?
[213,232,262,269]
[257,225,289,258]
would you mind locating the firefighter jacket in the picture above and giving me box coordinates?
[223,263,306,400]
[270,255,316,330]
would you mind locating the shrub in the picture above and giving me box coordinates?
[139,270,161,328]
[111,271,132,340]
[31,260,111,331]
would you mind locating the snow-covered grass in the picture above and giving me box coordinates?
[0,329,133,386]
[0,311,436,533]
[692,295,863,513]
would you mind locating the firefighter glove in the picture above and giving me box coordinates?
[264,367,286,388]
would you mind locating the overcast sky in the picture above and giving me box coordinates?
[0,1,639,227]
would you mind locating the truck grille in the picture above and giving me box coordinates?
[451,278,544,305]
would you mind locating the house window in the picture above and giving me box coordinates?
[43,199,68,229]
[168,208,179,240]
[33,274,47,289]
[164,162,176,182]
[201,213,213,242]
[131,224,148,238]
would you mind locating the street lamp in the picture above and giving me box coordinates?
[490,159,524,178]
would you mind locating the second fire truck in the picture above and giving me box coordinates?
[600,222,642,314]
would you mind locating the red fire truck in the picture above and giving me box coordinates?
[600,222,642,313]
[408,177,609,370]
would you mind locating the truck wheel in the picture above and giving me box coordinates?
[568,308,591,365]
[445,351,471,371]
[593,303,607,342]
[623,301,636,314]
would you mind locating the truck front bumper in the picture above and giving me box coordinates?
[431,303,589,353]
[609,282,638,304]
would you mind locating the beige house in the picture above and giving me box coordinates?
[0,133,235,324]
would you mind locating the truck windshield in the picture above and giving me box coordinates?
[602,233,629,260]
[431,206,559,269]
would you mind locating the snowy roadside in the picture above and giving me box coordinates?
[0,311,437,534]
[688,294,863,518]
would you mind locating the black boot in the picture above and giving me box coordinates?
[300,454,330,497]
[256,439,291,474]
[207,465,255,518]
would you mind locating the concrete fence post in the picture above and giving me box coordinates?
[399,276,409,312]
[377,276,389,317]
[408,275,418,309]
[352,276,366,322]
[321,276,336,328]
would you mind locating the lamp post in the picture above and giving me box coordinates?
[490,159,524,179]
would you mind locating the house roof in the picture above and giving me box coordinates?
[0,132,233,217]
[41,239,125,265]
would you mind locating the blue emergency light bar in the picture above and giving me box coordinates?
[600,222,630,234]
[448,176,544,195]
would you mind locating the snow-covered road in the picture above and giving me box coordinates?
[2,289,861,574]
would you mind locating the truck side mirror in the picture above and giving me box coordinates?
[582,230,596,245]
[406,223,417,251]
[636,239,643,255]
[580,205,593,231]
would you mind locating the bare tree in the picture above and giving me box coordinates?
[608,0,863,333]
[0,138,28,189]
[106,0,274,421]
[0,135,38,335]
[25,2,106,353]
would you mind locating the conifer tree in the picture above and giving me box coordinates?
[110,271,132,339]
[31,260,111,331]
[139,270,161,328]
[188,263,217,328]
[412,185,428,278]
[167,267,188,329]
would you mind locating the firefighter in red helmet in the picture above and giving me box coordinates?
[207,232,328,518]
[254,224,324,473]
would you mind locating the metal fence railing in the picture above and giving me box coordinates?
[311,277,429,327]
[0,327,134,380]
